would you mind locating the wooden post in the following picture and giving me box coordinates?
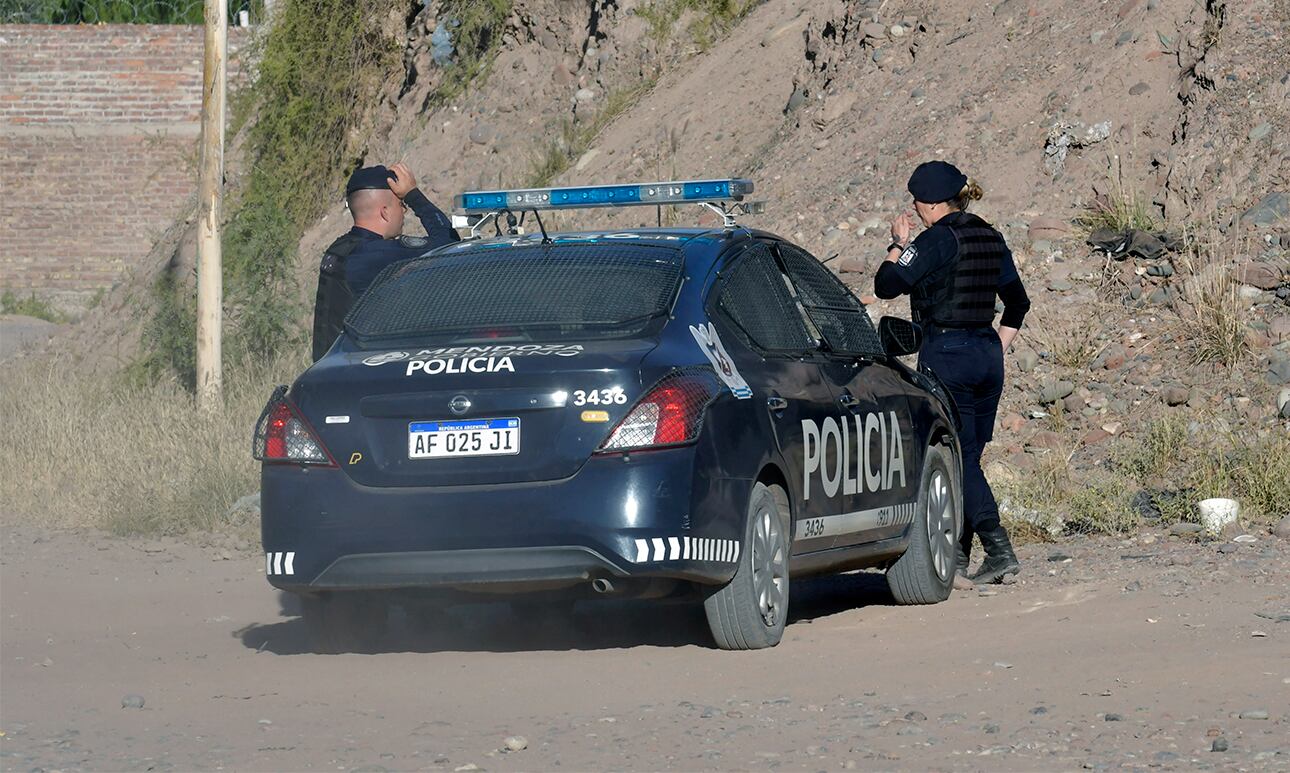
[197,0,227,409]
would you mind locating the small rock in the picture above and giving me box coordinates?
[1049,278,1074,292]
[1015,349,1040,372]
[1162,385,1191,406]
[1093,344,1127,370]
[1268,353,1290,385]
[503,736,528,752]
[1248,122,1273,142]
[1243,191,1289,227]
[454,765,481,772]
[121,694,145,709]
[1212,738,1229,752]
[1128,82,1150,95]
[1105,713,1124,722]
[1030,706,1049,715]
[1047,552,1072,562]
[469,123,494,145]
[1028,216,1070,241]
[984,723,1001,734]
[1038,380,1076,404]
[993,661,1014,669]
[1169,522,1203,536]
[1239,710,1269,720]
[1232,534,1258,544]
[1001,413,1026,433]
[905,710,927,721]
[1272,516,1290,540]
[1239,261,1282,290]
[574,87,595,103]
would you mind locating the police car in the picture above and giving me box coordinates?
[255,179,963,652]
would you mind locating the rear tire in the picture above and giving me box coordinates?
[301,592,389,654]
[887,444,960,605]
[703,483,790,650]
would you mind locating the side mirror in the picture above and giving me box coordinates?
[878,316,922,357]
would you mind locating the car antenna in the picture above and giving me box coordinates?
[531,209,553,245]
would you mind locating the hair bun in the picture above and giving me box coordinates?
[963,180,984,201]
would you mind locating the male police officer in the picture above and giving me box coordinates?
[311,162,460,360]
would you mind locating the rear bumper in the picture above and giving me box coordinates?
[261,447,750,594]
[308,546,624,590]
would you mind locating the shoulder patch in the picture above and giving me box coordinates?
[398,235,429,249]
[897,244,918,266]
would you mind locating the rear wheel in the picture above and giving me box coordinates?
[300,592,389,654]
[703,483,790,650]
[886,444,960,604]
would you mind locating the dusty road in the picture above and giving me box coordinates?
[1,525,1287,772]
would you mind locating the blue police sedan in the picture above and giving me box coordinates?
[255,179,963,651]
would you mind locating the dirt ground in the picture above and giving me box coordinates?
[1,525,1287,772]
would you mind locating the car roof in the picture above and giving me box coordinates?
[430,227,788,260]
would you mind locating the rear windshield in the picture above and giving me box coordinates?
[346,242,684,346]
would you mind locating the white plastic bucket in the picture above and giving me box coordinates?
[1197,498,1240,535]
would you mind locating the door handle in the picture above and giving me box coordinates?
[766,396,788,411]
[838,393,858,408]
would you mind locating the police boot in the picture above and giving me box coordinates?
[968,524,1020,584]
[955,527,973,577]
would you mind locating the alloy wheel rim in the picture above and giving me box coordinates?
[751,503,787,627]
[927,469,957,581]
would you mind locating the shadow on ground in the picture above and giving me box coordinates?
[235,571,897,655]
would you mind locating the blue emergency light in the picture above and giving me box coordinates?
[453,178,754,214]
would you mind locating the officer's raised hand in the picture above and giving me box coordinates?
[387,162,417,200]
[890,212,916,247]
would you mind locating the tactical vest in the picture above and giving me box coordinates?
[910,213,1006,328]
[311,232,365,361]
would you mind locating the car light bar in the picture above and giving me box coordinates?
[453,178,754,214]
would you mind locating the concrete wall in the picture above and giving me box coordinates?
[0,25,244,304]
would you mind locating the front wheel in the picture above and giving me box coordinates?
[703,482,790,650]
[886,444,960,604]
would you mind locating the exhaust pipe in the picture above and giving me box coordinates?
[591,577,614,594]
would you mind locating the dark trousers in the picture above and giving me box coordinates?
[918,327,1005,541]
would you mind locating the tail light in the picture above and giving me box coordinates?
[597,372,719,453]
[252,386,336,466]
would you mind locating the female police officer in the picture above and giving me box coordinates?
[873,161,1030,585]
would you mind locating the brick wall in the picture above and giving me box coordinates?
[0,25,245,301]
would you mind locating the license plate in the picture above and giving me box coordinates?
[408,418,520,459]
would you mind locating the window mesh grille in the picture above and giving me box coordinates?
[717,243,816,352]
[777,244,885,357]
[346,243,684,342]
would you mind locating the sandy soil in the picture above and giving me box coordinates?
[1,526,1287,772]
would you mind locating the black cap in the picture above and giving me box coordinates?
[907,160,968,204]
[346,165,394,196]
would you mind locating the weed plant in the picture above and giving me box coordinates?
[0,353,304,536]
[0,291,65,323]
[1172,227,1250,368]
[637,0,761,50]
[525,79,658,188]
[1074,154,1160,234]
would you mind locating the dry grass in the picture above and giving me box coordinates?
[1073,157,1160,235]
[1172,228,1251,368]
[0,354,305,536]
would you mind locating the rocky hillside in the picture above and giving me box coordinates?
[41,0,1290,528]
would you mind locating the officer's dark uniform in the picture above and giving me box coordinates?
[311,166,460,361]
[874,161,1030,584]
